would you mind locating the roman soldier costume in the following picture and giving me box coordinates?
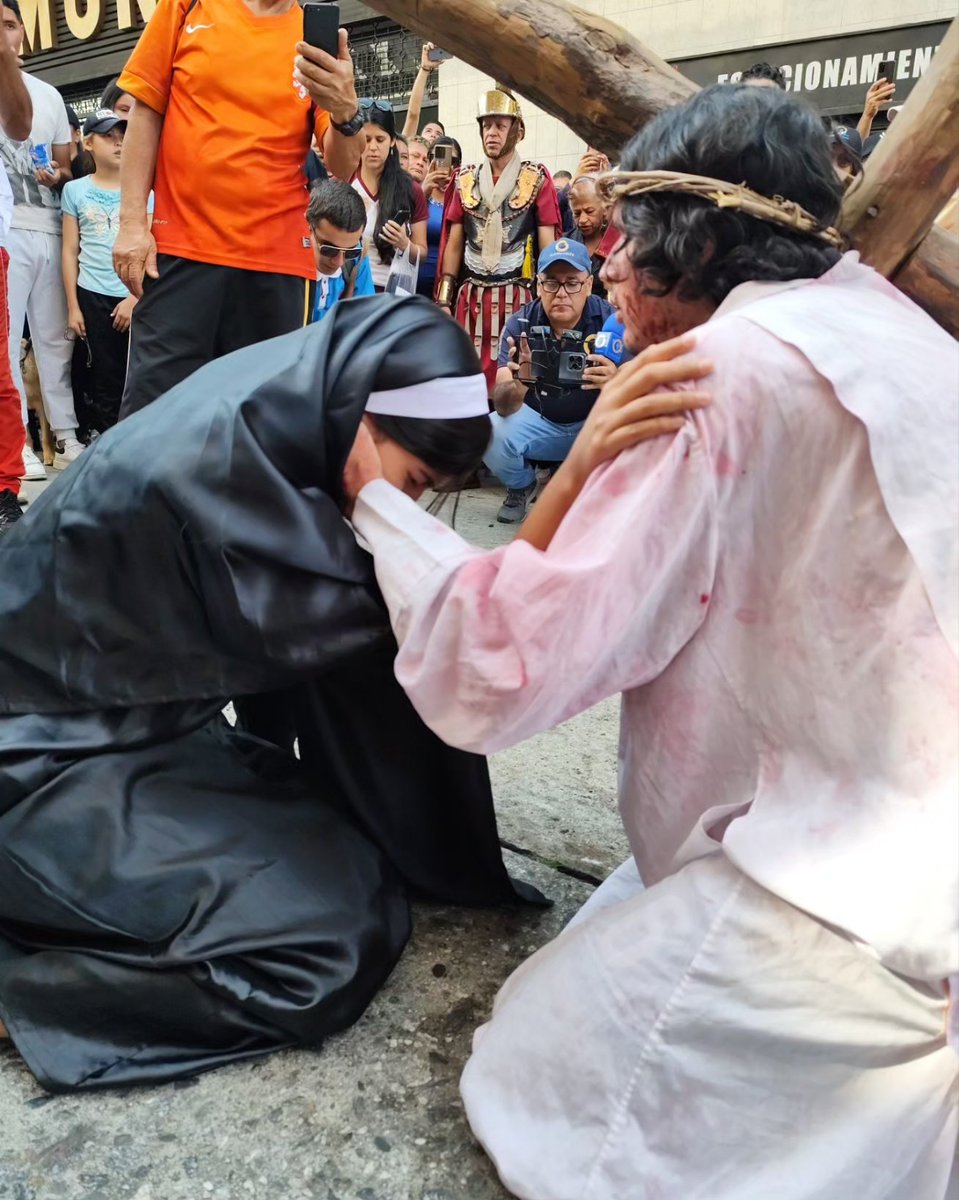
[436,88,561,391]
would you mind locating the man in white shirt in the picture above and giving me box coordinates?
[0,0,80,478]
[0,0,28,527]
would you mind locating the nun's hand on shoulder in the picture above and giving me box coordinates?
[342,418,384,516]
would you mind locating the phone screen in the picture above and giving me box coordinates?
[393,208,410,226]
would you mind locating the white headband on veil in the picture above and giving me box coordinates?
[365,374,489,420]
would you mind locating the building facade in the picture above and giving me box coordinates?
[17,0,955,165]
[18,0,438,125]
[435,0,956,174]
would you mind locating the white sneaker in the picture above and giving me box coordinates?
[21,442,47,480]
[53,436,85,471]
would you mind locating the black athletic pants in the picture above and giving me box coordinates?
[76,287,129,433]
[119,255,309,419]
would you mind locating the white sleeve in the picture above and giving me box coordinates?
[51,92,71,147]
[352,422,718,755]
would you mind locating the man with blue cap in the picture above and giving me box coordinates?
[488,237,617,523]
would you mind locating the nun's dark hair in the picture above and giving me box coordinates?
[369,413,491,486]
[616,84,842,307]
[363,104,415,266]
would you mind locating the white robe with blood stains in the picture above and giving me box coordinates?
[352,255,959,1200]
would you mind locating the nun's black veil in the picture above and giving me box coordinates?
[0,297,540,1093]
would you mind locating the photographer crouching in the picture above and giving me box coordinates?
[488,239,616,523]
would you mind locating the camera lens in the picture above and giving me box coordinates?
[569,354,586,371]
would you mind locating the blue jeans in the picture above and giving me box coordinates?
[484,406,584,489]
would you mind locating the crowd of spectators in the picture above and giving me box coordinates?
[0,5,911,531]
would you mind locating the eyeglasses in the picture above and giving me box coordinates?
[537,277,587,295]
[314,242,363,262]
[359,98,392,114]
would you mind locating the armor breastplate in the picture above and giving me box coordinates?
[458,162,545,285]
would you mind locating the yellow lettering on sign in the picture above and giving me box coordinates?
[64,0,104,41]
[117,0,157,31]
[18,0,57,53]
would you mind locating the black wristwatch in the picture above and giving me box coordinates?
[331,108,365,137]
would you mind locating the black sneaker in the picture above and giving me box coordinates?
[0,489,23,531]
[496,482,536,524]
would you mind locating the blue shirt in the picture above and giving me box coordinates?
[310,256,375,322]
[422,197,444,283]
[61,177,154,298]
[498,295,613,425]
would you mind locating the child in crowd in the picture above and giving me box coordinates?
[307,180,375,323]
[61,110,151,433]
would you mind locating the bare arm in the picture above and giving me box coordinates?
[857,78,896,143]
[115,101,164,298]
[0,44,30,141]
[402,70,429,139]
[440,222,464,280]
[61,213,84,337]
[409,218,428,265]
[51,142,72,183]
[491,334,531,415]
[296,30,361,181]
[537,223,557,254]
[491,366,526,417]
[320,123,362,183]
[403,45,439,138]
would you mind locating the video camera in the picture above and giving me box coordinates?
[523,326,591,389]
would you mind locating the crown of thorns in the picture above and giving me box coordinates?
[596,169,845,249]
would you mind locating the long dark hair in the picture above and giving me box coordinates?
[99,77,129,110]
[369,414,491,487]
[362,104,415,265]
[616,85,843,306]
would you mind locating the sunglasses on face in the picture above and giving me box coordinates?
[538,277,587,295]
[315,242,363,262]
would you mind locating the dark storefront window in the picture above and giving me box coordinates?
[674,20,950,117]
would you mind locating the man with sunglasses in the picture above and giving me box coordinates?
[306,180,374,323]
[487,239,617,523]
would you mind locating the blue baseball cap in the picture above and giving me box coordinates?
[538,238,592,275]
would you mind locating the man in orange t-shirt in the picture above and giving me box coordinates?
[113,0,365,416]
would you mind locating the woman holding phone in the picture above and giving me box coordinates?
[418,135,462,298]
[351,101,428,292]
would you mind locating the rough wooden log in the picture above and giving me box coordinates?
[360,0,697,155]
[843,18,959,277]
[364,0,958,335]
[895,223,959,340]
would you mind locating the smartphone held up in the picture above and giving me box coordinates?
[302,1,340,59]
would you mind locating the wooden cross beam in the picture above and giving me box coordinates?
[363,0,958,337]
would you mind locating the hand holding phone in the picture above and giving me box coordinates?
[295,2,360,133]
